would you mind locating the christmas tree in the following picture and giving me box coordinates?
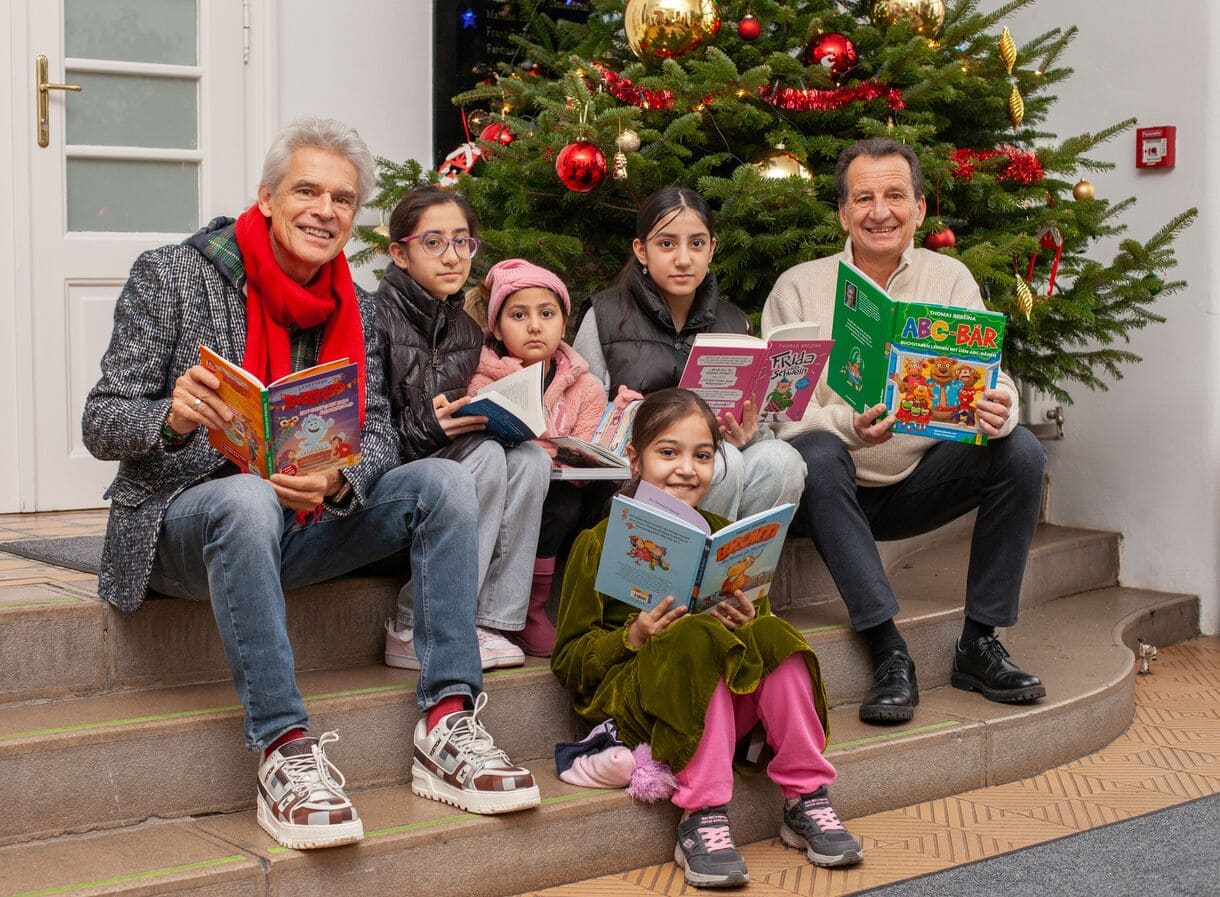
[355,0,1195,403]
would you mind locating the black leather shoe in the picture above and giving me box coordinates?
[951,635,1046,703]
[859,650,918,724]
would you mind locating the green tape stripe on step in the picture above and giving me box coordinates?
[8,854,247,897]
[0,597,85,609]
[0,683,419,742]
[799,624,848,636]
[268,789,610,853]
[829,719,959,751]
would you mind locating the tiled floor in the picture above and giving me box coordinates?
[518,637,1220,897]
[0,509,106,599]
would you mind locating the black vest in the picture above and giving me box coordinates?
[579,263,750,396]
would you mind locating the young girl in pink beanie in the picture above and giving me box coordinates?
[466,259,608,655]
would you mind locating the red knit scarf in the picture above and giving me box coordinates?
[234,203,366,422]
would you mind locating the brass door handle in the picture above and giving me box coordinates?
[36,54,82,148]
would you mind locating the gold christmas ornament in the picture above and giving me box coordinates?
[615,129,641,153]
[1014,276,1034,321]
[998,27,1017,74]
[870,0,946,37]
[1072,177,1095,201]
[613,151,629,180]
[373,211,390,240]
[624,0,721,61]
[754,148,812,181]
[1008,84,1024,130]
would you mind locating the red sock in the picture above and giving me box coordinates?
[263,727,306,760]
[426,695,466,732]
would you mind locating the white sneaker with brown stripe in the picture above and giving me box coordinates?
[411,693,541,815]
[256,731,364,849]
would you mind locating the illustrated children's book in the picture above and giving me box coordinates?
[826,261,1007,445]
[677,325,834,424]
[548,400,641,481]
[595,481,796,614]
[454,361,546,446]
[200,346,361,478]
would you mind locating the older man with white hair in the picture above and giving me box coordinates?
[83,118,539,852]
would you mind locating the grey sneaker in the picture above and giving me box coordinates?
[779,786,863,867]
[673,806,749,888]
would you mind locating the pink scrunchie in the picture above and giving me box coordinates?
[484,258,571,332]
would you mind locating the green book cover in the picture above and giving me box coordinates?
[827,261,1007,445]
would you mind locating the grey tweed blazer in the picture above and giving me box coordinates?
[82,242,397,612]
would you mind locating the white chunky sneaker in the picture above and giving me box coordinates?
[384,619,420,670]
[476,626,525,670]
[256,732,363,849]
[411,693,541,815]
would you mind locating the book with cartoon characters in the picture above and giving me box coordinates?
[200,346,362,478]
[549,401,641,481]
[594,482,796,614]
[677,326,834,424]
[827,261,1007,445]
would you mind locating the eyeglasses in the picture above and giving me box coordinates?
[399,231,481,259]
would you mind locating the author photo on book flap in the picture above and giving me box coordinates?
[760,137,1046,729]
[572,186,807,522]
[552,388,863,886]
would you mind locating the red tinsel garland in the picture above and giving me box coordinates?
[951,146,1044,184]
[758,81,904,112]
[590,62,903,114]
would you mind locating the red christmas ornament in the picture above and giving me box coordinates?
[923,227,956,250]
[479,122,516,147]
[737,14,761,41]
[555,140,608,192]
[806,32,858,80]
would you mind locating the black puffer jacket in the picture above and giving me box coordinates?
[375,264,484,461]
[576,262,750,396]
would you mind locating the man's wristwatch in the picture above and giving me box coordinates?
[331,479,353,505]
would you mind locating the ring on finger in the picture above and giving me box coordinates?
[191,396,203,411]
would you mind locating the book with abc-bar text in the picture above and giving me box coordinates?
[594,482,796,614]
[677,324,834,424]
[199,345,361,478]
[826,261,1007,445]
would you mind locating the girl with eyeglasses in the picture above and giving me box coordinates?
[377,186,552,672]
[572,187,806,521]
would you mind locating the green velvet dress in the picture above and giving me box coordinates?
[551,510,830,773]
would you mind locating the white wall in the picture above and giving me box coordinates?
[998,0,1219,633]
[277,0,434,292]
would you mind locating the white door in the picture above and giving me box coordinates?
[23,0,250,509]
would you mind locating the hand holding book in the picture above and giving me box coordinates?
[626,595,688,648]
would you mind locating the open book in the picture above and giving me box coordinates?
[454,361,546,446]
[594,481,796,614]
[548,400,641,481]
[827,261,1007,445]
[677,324,834,423]
[200,345,361,478]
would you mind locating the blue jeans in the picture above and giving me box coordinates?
[149,460,482,750]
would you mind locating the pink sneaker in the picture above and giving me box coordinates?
[384,620,419,670]
[477,626,525,670]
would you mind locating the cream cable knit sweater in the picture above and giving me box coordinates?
[761,240,1020,486]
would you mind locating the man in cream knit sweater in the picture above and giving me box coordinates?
[762,138,1047,724]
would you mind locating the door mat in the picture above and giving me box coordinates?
[0,535,103,575]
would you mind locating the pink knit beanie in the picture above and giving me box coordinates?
[484,258,571,331]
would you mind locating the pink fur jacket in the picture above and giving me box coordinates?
[467,342,607,448]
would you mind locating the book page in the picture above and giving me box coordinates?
[633,481,712,534]
[594,495,709,613]
[763,321,820,340]
[472,361,546,435]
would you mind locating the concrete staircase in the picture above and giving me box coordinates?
[0,522,1198,897]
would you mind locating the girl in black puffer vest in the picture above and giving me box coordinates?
[376,187,550,672]
[572,187,806,521]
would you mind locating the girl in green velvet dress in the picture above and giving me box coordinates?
[552,388,862,889]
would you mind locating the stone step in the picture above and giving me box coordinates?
[0,523,1117,705]
[0,586,1198,897]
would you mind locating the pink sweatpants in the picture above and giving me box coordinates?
[672,654,836,810]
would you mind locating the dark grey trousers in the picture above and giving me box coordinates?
[790,426,1047,632]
